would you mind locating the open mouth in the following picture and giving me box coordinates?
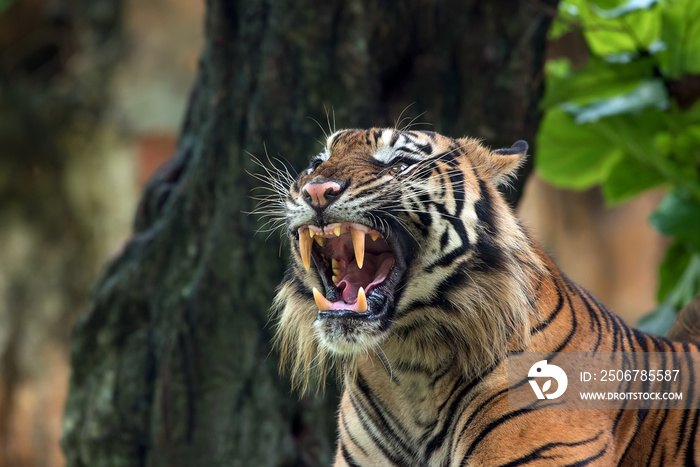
[298,222,401,316]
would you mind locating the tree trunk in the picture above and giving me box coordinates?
[61,0,557,465]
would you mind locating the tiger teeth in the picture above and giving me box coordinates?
[313,287,333,311]
[298,223,379,272]
[350,228,365,269]
[299,229,312,271]
[332,258,341,284]
[356,287,367,313]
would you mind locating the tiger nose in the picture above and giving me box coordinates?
[302,180,343,208]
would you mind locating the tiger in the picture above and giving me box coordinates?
[268,128,700,466]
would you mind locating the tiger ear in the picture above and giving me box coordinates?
[478,140,528,186]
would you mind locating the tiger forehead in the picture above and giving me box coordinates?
[326,128,447,158]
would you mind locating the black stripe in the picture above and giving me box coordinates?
[460,401,566,464]
[389,131,400,147]
[340,410,369,458]
[431,358,457,387]
[345,387,405,465]
[402,269,470,314]
[355,373,419,459]
[676,343,697,456]
[425,247,469,272]
[497,431,604,467]
[530,279,564,334]
[446,166,465,217]
[646,407,670,467]
[575,286,603,352]
[684,409,699,466]
[617,409,648,460]
[454,388,509,448]
[424,373,487,458]
[340,440,363,467]
[439,228,450,250]
[551,275,578,353]
[562,444,608,467]
[474,178,496,234]
[414,141,433,155]
[470,234,504,273]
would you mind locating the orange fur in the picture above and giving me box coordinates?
[269,128,700,466]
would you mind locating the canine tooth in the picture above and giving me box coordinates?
[334,225,341,236]
[356,287,367,313]
[313,287,333,311]
[350,228,365,269]
[332,275,340,285]
[370,231,381,241]
[314,236,324,246]
[299,229,312,271]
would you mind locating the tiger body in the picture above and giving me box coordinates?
[271,128,700,466]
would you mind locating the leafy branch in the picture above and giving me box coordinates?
[536,0,700,335]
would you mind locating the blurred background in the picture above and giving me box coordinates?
[0,0,693,465]
[0,1,203,465]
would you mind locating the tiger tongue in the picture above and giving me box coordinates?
[338,252,394,303]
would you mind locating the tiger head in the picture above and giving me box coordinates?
[271,128,543,390]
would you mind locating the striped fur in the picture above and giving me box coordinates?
[269,128,700,466]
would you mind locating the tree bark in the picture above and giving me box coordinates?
[62,0,557,465]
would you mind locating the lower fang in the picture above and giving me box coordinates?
[332,275,340,285]
[356,287,368,313]
[313,287,332,311]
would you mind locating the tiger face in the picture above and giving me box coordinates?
[273,128,537,387]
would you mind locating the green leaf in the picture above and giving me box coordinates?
[649,189,700,251]
[657,241,692,302]
[585,112,684,187]
[636,301,678,336]
[658,122,700,182]
[542,56,656,109]
[583,5,661,56]
[560,79,668,123]
[592,0,662,19]
[536,108,624,189]
[602,153,665,203]
[544,58,573,80]
[658,0,700,77]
